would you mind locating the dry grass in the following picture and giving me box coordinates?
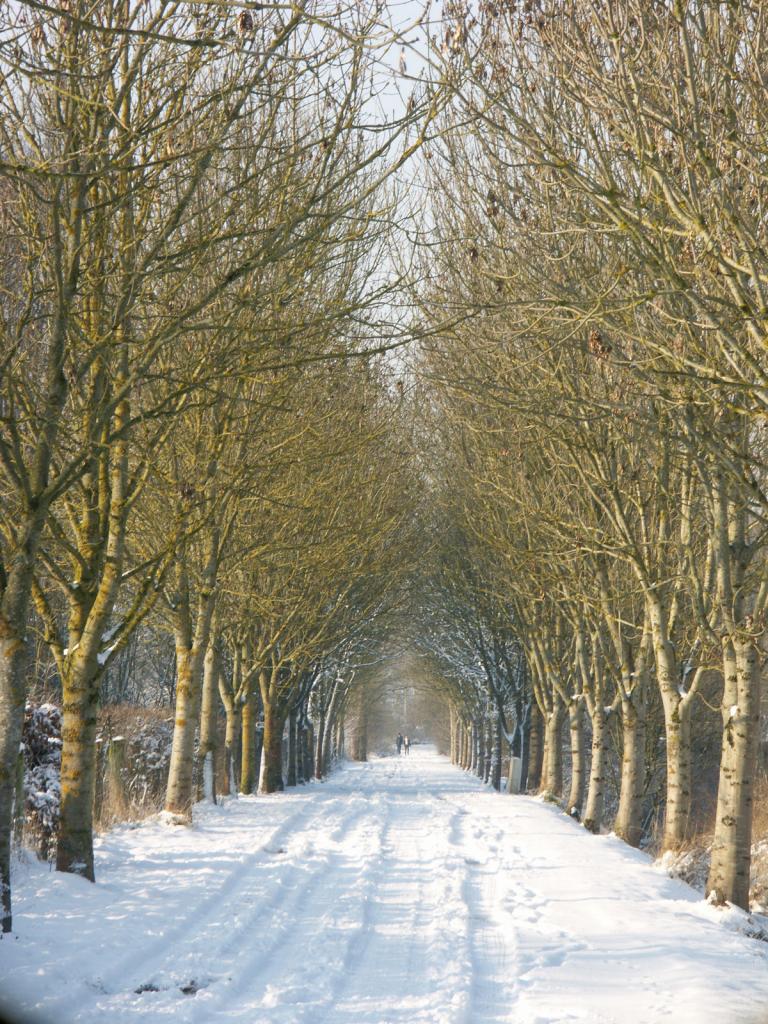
[653,772,768,913]
[657,839,711,893]
[749,772,768,912]
[94,705,174,831]
[751,772,768,842]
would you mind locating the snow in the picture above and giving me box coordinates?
[2,747,768,1024]
[97,646,116,666]
[101,625,121,645]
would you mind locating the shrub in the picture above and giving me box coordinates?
[22,702,62,859]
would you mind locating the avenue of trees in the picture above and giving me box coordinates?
[411,0,768,913]
[0,0,434,932]
[2,0,767,934]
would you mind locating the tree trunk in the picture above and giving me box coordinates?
[219,682,241,797]
[583,705,609,833]
[541,702,564,800]
[287,707,298,787]
[322,712,335,776]
[0,627,28,932]
[303,720,314,782]
[295,704,311,784]
[56,654,100,879]
[197,643,218,804]
[649,599,692,849]
[518,700,532,791]
[473,721,482,777]
[490,712,502,791]
[165,645,203,818]
[707,638,762,909]
[614,691,646,846]
[164,533,219,818]
[315,711,326,780]
[240,690,257,794]
[567,698,586,818]
[661,701,692,848]
[335,721,345,761]
[0,306,67,931]
[526,703,544,792]
[352,703,367,761]
[259,702,285,794]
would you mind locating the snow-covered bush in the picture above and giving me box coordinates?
[124,717,174,806]
[22,702,62,859]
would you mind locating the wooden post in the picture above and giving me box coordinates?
[106,737,128,820]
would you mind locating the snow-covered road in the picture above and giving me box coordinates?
[2,747,767,1024]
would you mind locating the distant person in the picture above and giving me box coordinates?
[403,735,410,755]
[396,732,403,755]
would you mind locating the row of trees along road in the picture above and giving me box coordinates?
[409,0,768,912]
[3,0,768,933]
[0,0,436,931]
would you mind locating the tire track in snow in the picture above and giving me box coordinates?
[204,792,376,970]
[52,790,361,1019]
[185,792,394,1021]
[309,798,404,1023]
[8,749,768,1024]
[291,796,395,1024]
[136,792,375,1009]
[309,785,472,1024]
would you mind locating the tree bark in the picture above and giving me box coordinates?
[482,716,492,783]
[518,699,532,791]
[164,645,202,817]
[583,705,609,833]
[287,706,298,786]
[707,638,762,909]
[351,698,367,762]
[240,689,257,794]
[648,596,693,848]
[541,701,564,799]
[322,708,337,776]
[662,700,692,849]
[164,536,219,818]
[56,651,101,879]
[490,713,502,791]
[315,710,327,780]
[302,719,314,782]
[218,673,241,797]
[526,702,544,792]
[197,642,219,803]
[259,701,285,794]
[0,626,28,932]
[566,698,586,817]
[614,691,646,846]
